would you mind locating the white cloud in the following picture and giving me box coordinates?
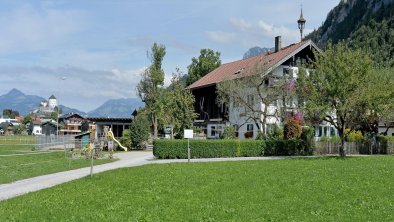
[0,4,86,54]
[229,17,252,32]
[257,20,299,43]
[206,17,303,49]
[205,31,237,44]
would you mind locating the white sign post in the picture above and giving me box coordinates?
[184,129,193,162]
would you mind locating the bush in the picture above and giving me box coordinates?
[119,129,132,149]
[345,129,364,142]
[130,116,150,149]
[267,125,283,139]
[220,126,236,139]
[153,139,262,159]
[300,127,315,151]
[284,117,302,139]
[237,140,262,157]
[263,139,313,156]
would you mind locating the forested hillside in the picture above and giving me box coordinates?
[306,0,394,66]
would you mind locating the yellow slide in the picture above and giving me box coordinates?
[107,130,128,151]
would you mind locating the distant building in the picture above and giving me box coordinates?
[48,95,58,109]
[32,95,58,116]
[58,113,94,136]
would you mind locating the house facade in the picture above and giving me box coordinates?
[58,113,92,136]
[189,37,336,140]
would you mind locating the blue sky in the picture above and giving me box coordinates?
[0,0,339,112]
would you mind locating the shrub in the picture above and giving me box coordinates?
[345,129,364,142]
[300,127,315,152]
[221,126,236,139]
[319,136,341,143]
[237,140,262,157]
[130,115,150,149]
[263,139,313,156]
[119,129,132,149]
[267,125,283,139]
[153,139,262,159]
[284,117,302,139]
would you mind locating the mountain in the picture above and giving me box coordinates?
[0,89,86,116]
[59,105,87,116]
[0,89,44,115]
[306,0,394,65]
[243,47,273,59]
[88,98,144,118]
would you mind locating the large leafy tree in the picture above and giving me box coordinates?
[186,49,221,86]
[297,43,392,157]
[137,43,166,139]
[167,70,198,137]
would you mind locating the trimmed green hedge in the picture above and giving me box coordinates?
[263,139,313,156]
[153,140,262,159]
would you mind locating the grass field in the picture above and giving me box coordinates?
[0,136,115,184]
[0,156,393,221]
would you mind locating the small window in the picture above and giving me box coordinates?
[283,68,291,75]
[330,127,336,136]
[211,126,216,137]
[245,124,254,139]
[247,124,254,132]
[247,95,254,106]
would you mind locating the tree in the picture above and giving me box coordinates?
[297,42,381,157]
[2,109,19,119]
[50,112,58,121]
[137,43,166,139]
[120,129,133,149]
[356,67,394,138]
[22,115,32,125]
[165,70,198,137]
[217,63,292,136]
[130,113,150,149]
[186,49,221,86]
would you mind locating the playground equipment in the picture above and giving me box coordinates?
[107,129,127,151]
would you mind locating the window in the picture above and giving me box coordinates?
[247,124,254,132]
[247,95,254,106]
[283,68,291,75]
[330,127,336,136]
[245,124,254,139]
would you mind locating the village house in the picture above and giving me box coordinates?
[189,36,338,140]
[58,113,94,136]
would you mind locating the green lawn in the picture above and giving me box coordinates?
[0,151,115,184]
[1,156,393,221]
[0,135,35,155]
[0,136,116,183]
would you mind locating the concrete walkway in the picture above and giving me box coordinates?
[0,151,154,201]
[0,152,315,201]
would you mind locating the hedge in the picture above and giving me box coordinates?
[263,139,313,156]
[153,140,262,159]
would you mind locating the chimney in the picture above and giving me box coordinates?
[275,36,281,52]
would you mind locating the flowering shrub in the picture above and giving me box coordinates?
[345,129,364,142]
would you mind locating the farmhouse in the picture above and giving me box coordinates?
[189,36,338,139]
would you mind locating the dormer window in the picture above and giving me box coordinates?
[234,67,245,75]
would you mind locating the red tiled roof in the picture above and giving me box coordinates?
[189,40,316,89]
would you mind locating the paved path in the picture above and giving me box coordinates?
[0,152,315,201]
[0,151,154,201]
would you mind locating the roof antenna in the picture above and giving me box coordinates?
[297,4,306,42]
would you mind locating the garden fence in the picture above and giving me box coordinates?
[315,141,394,155]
